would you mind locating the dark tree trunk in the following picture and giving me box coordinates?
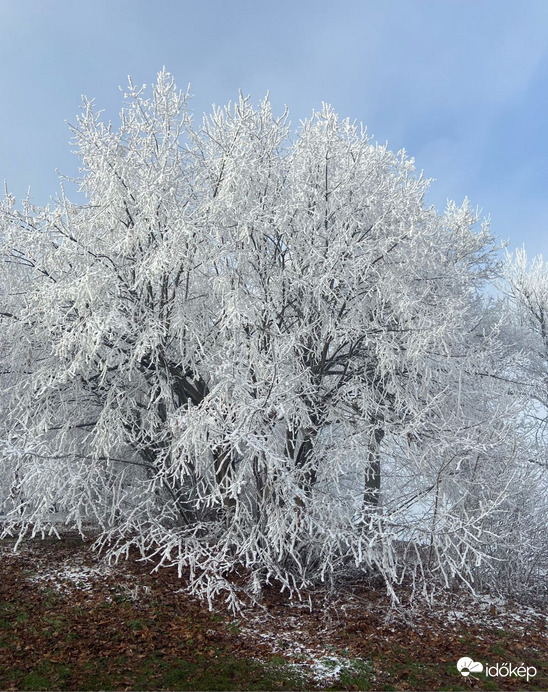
[363,427,384,507]
[214,444,236,521]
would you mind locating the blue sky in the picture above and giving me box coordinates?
[1,0,547,256]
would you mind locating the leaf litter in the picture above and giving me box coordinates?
[1,535,547,690]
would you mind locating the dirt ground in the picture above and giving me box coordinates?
[0,533,546,690]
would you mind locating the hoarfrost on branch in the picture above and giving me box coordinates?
[0,70,545,609]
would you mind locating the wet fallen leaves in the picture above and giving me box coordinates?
[0,535,546,690]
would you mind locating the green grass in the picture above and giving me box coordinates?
[336,659,374,690]
[16,662,73,691]
[2,537,547,691]
[3,617,545,692]
[11,653,308,691]
[3,637,307,691]
[20,671,51,690]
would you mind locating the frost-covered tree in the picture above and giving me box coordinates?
[503,250,548,436]
[492,250,548,601]
[0,71,529,607]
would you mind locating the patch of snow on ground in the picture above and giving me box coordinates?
[238,610,363,685]
[25,550,152,603]
[409,591,548,635]
[29,559,113,594]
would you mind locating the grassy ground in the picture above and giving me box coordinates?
[0,535,546,690]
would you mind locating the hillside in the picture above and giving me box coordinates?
[0,535,545,690]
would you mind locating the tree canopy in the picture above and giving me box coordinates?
[1,71,545,609]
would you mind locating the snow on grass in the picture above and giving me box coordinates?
[237,609,364,685]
